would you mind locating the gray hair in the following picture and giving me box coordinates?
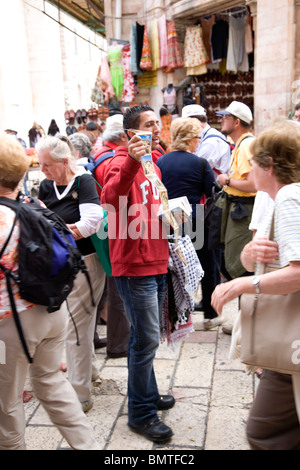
[102,128,125,144]
[35,135,77,171]
[69,132,92,159]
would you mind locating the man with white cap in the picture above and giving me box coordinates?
[181,104,231,179]
[215,100,256,202]
[215,100,256,279]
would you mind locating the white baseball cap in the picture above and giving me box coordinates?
[216,101,253,124]
[105,113,124,131]
[182,104,206,118]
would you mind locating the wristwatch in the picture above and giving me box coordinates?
[252,275,261,294]
[225,176,231,186]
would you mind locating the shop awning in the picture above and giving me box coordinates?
[47,0,105,35]
[172,0,247,20]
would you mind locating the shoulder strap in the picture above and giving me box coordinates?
[93,150,115,190]
[200,158,207,204]
[202,134,231,146]
[6,269,33,363]
[0,197,21,260]
[0,196,33,363]
[236,135,254,150]
[94,150,115,169]
[156,146,165,156]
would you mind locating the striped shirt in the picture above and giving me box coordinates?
[254,183,300,274]
[275,183,300,268]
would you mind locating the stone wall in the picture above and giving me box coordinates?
[0,0,106,146]
[254,0,297,133]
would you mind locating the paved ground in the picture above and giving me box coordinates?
[23,299,257,451]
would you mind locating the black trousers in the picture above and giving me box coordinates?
[194,222,220,320]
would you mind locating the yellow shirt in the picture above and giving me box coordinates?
[225,132,256,197]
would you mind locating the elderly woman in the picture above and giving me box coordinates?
[69,132,93,166]
[211,120,300,450]
[156,117,220,329]
[0,135,100,449]
[36,135,106,413]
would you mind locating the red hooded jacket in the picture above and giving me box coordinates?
[101,146,169,277]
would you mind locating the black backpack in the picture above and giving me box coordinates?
[0,194,94,363]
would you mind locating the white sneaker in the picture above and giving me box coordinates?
[203,317,224,330]
[81,399,94,413]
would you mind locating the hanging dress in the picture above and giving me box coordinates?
[130,23,141,75]
[157,14,168,68]
[226,15,249,73]
[184,25,209,76]
[166,20,184,72]
[148,19,160,70]
[139,23,153,71]
[201,15,215,63]
[136,23,145,73]
[121,43,135,103]
[210,19,229,63]
[108,45,124,100]
[99,55,115,102]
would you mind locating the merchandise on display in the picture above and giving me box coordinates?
[62,5,254,130]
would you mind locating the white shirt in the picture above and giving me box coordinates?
[195,124,231,179]
[249,191,274,232]
[253,184,300,274]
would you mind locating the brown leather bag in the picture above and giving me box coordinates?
[240,214,300,375]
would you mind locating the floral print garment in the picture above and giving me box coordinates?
[0,206,34,318]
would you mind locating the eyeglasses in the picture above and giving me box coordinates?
[220,114,235,121]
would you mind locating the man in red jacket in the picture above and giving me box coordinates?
[101,105,174,443]
[93,114,128,196]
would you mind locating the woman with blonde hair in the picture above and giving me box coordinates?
[212,120,300,449]
[157,117,221,329]
[0,135,100,449]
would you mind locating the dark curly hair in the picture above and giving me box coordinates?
[123,105,154,135]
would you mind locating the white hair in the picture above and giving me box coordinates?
[102,128,125,144]
[36,135,77,171]
[69,133,92,159]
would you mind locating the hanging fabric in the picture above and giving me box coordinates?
[245,14,253,54]
[166,20,184,72]
[136,22,145,73]
[148,19,160,71]
[184,25,209,76]
[137,70,158,88]
[139,23,153,71]
[99,55,115,103]
[108,43,124,100]
[226,15,249,73]
[210,18,229,63]
[201,16,215,63]
[121,44,135,103]
[130,23,142,75]
[157,14,168,68]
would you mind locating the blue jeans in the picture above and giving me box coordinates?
[114,274,167,425]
